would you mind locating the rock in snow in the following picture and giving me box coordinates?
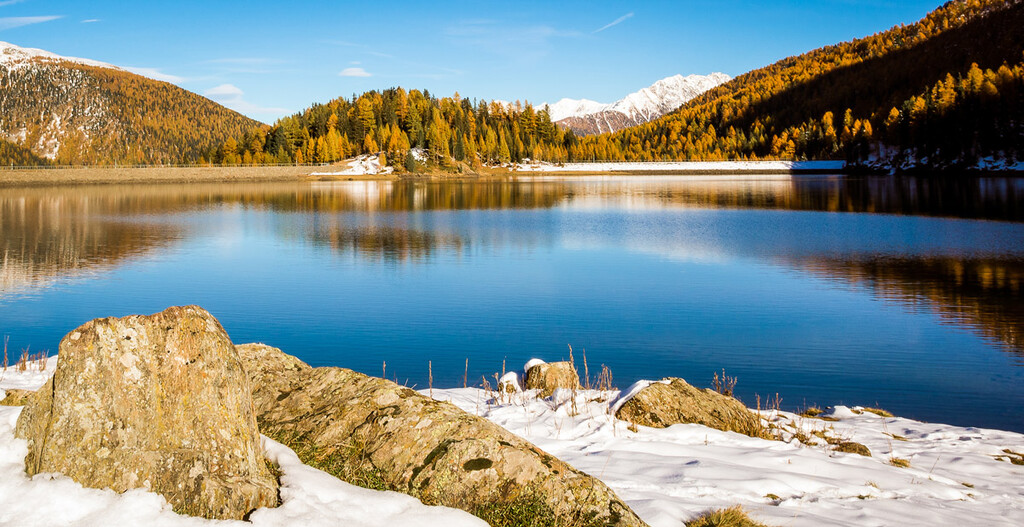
[14,306,278,520]
[237,343,647,527]
[523,361,581,396]
[615,377,764,438]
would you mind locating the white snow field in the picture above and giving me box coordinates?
[428,379,1024,527]
[3,358,1022,527]
[309,154,394,176]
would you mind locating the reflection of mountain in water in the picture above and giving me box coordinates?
[1,176,1022,351]
[0,188,180,295]
[792,256,1024,357]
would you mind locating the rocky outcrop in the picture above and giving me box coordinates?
[238,343,647,527]
[15,306,278,520]
[615,378,765,438]
[523,361,580,396]
[0,388,35,406]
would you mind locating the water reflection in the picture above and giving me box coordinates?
[792,256,1024,357]
[0,187,180,296]
[1,176,1022,359]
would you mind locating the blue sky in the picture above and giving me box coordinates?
[1,0,942,123]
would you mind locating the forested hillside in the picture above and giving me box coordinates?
[0,138,49,166]
[573,0,1024,169]
[0,45,261,165]
[208,88,576,169]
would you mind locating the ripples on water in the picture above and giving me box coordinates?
[1,175,1022,431]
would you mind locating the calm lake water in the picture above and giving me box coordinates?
[1,175,1022,432]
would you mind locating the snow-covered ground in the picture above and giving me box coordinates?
[309,154,394,177]
[429,383,1024,527]
[3,359,1022,527]
[0,362,484,527]
[513,160,846,173]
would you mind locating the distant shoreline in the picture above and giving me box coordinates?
[2,160,1022,187]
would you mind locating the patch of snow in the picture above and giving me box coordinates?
[310,154,394,176]
[514,160,845,173]
[0,41,119,73]
[429,386,1024,527]
[0,361,485,527]
[498,371,522,392]
[523,358,546,372]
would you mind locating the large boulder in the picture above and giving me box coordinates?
[238,343,647,527]
[523,361,580,396]
[15,306,278,520]
[614,378,765,438]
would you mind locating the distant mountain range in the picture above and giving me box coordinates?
[0,41,259,165]
[541,73,731,135]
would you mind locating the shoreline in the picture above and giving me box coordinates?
[2,161,1023,187]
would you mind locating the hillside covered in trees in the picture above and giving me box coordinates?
[0,46,261,166]
[207,88,576,170]
[574,0,1024,170]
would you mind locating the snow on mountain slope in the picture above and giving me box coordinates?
[0,41,118,72]
[543,73,731,135]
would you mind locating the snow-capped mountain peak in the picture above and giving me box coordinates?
[544,98,610,122]
[540,73,731,135]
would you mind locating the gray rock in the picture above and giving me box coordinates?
[615,378,766,438]
[15,306,278,520]
[238,343,647,527]
[524,361,580,396]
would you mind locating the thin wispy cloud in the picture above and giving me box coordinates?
[203,83,289,119]
[594,12,633,33]
[123,66,185,84]
[0,1,27,7]
[339,67,371,77]
[0,15,61,31]
[445,21,580,64]
[80,19,100,24]
[205,57,280,65]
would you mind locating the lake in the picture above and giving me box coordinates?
[1,174,1022,432]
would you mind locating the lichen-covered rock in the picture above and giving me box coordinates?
[238,343,647,527]
[0,388,35,406]
[523,361,580,396]
[15,306,278,520]
[614,377,765,438]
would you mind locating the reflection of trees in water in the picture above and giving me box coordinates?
[319,224,466,264]
[632,176,1024,220]
[0,189,179,294]
[793,256,1024,356]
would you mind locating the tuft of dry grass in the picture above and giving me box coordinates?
[712,369,737,398]
[889,457,911,468]
[685,505,771,527]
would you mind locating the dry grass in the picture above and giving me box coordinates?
[685,506,771,527]
[712,369,738,397]
[852,407,894,418]
[13,347,48,373]
[889,457,912,468]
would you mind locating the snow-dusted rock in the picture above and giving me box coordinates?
[237,343,647,527]
[523,361,580,397]
[614,377,764,438]
[15,306,278,519]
